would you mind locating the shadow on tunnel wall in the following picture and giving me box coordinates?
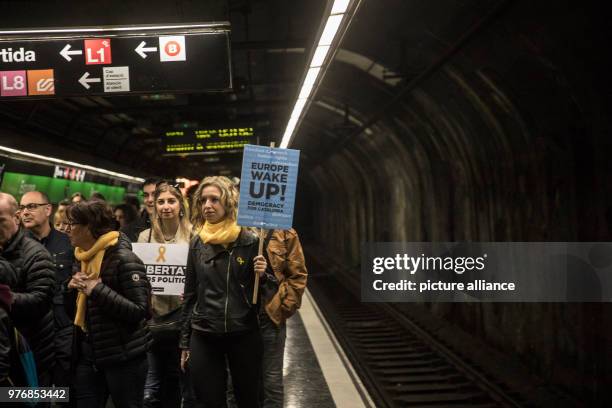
[295,1,611,405]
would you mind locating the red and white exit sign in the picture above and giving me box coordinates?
[84,38,111,65]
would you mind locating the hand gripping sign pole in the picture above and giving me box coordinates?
[253,227,266,303]
[237,142,300,304]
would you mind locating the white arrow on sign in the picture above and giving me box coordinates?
[60,44,83,61]
[78,72,101,89]
[135,41,158,59]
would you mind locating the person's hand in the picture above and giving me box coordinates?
[180,349,190,372]
[254,255,267,278]
[68,272,86,290]
[81,278,101,296]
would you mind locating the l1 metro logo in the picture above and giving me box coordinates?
[238,144,300,230]
[84,39,111,65]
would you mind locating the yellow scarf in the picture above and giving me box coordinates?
[74,231,120,331]
[198,218,241,247]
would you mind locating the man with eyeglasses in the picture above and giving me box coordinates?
[122,178,161,242]
[0,192,56,387]
[20,191,75,393]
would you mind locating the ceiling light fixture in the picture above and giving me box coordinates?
[318,14,344,47]
[310,45,331,68]
[330,0,351,14]
[0,145,145,183]
[280,0,359,148]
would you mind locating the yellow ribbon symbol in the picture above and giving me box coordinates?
[156,246,167,263]
[236,256,245,265]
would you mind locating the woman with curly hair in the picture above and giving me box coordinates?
[180,176,277,408]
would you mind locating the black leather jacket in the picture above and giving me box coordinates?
[180,228,277,348]
[76,233,152,367]
[2,227,56,375]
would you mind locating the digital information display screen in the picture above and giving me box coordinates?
[162,127,255,155]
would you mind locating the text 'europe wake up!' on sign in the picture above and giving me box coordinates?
[238,144,300,230]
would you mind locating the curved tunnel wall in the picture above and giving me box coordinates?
[295,1,610,403]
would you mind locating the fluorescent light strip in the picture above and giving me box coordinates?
[310,45,331,67]
[280,1,350,148]
[298,67,321,99]
[318,14,343,46]
[0,23,227,35]
[0,145,145,183]
[291,98,308,121]
[331,0,350,14]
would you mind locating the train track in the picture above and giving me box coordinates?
[306,256,528,408]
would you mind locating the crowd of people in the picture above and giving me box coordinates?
[0,176,308,408]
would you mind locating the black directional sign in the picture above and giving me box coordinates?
[0,23,231,98]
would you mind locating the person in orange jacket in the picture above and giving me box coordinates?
[259,228,308,407]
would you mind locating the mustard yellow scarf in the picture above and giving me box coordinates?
[74,231,120,331]
[198,218,241,247]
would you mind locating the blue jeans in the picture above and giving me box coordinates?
[260,313,286,408]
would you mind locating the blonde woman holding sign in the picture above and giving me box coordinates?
[180,176,277,408]
[137,181,193,408]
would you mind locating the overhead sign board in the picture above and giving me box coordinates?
[237,144,300,230]
[162,127,255,155]
[0,23,231,98]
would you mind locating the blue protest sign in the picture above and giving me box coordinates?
[238,144,300,229]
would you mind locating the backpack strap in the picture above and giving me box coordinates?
[148,228,152,243]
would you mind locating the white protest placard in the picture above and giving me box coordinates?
[132,243,188,296]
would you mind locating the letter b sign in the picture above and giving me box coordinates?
[159,36,186,62]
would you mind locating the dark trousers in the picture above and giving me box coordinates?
[53,325,73,385]
[190,329,263,408]
[143,339,181,408]
[53,326,74,406]
[73,341,147,408]
[260,314,286,408]
[181,363,202,408]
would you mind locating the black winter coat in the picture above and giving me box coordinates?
[2,227,56,375]
[77,233,152,367]
[0,307,10,384]
[180,228,278,349]
[0,258,17,385]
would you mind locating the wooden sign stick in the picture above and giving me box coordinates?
[252,141,275,304]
